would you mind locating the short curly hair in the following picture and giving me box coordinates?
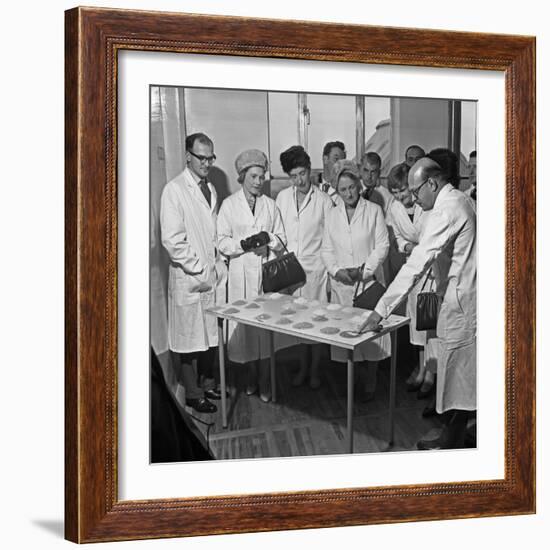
[280,145,311,174]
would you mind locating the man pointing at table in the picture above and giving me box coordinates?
[358,152,477,450]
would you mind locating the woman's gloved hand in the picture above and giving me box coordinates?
[250,231,270,248]
[240,236,255,252]
[241,231,270,252]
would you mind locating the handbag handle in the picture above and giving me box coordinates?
[420,268,436,292]
[273,233,291,255]
[353,263,367,299]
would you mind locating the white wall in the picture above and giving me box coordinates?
[1,1,547,550]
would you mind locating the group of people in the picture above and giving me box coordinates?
[160,131,477,450]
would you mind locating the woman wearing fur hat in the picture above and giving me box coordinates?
[217,149,286,402]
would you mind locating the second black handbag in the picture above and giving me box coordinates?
[261,236,306,293]
[415,269,440,331]
[352,273,386,311]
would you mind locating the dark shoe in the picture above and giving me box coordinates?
[417,434,446,450]
[245,384,258,396]
[422,404,437,418]
[417,381,435,399]
[204,388,229,400]
[417,411,468,449]
[186,397,217,413]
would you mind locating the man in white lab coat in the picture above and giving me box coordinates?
[360,151,396,286]
[315,141,347,202]
[359,154,477,449]
[160,132,226,414]
[359,151,394,216]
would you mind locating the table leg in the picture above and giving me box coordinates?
[347,349,354,454]
[218,318,227,429]
[388,330,397,446]
[269,331,276,403]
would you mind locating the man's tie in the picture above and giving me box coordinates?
[199,178,211,207]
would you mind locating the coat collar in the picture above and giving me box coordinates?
[337,195,367,224]
[433,183,454,210]
[293,184,315,214]
[182,167,216,213]
[237,188,266,222]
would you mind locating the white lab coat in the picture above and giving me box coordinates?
[160,167,226,354]
[217,189,286,363]
[375,184,477,413]
[276,184,333,301]
[321,197,391,362]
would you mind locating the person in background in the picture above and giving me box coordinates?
[359,151,393,216]
[317,141,347,202]
[359,153,476,449]
[426,147,460,188]
[217,149,286,402]
[321,160,391,402]
[404,144,426,168]
[386,163,439,400]
[464,150,477,200]
[160,132,226,414]
[360,151,398,285]
[277,145,334,388]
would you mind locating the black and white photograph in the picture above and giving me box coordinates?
[150,86,478,462]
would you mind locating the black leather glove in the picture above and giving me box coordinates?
[240,236,255,252]
[251,231,270,248]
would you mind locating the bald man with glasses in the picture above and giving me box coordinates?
[359,153,477,450]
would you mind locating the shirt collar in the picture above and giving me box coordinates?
[186,166,205,185]
[433,183,454,209]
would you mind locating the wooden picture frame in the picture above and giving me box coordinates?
[65,6,536,543]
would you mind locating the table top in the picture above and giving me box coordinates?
[205,293,409,350]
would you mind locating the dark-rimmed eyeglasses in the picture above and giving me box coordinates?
[411,177,430,198]
[189,151,217,164]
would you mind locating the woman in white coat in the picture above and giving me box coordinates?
[276,145,334,388]
[386,163,438,399]
[321,160,391,401]
[217,149,286,402]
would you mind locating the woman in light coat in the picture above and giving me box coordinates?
[386,163,439,399]
[217,149,286,402]
[321,160,391,401]
[276,146,334,388]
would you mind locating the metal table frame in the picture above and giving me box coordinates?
[211,312,408,454]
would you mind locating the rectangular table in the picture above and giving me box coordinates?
[206,293,409,454]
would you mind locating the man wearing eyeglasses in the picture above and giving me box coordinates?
[358,152,477,450]
[160,132,227,414]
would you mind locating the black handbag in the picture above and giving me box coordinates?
[415,269,440,331]
[352,272,386,311]
[261,237,306,293]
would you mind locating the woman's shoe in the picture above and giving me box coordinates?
[405,366,420,387]
[259,391,272,403]
[258,360,271,402]
[417,380,435,399]
[246,362,258,396]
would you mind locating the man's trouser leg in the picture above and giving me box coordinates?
[178,351,203,400]
[198,347,217,391]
